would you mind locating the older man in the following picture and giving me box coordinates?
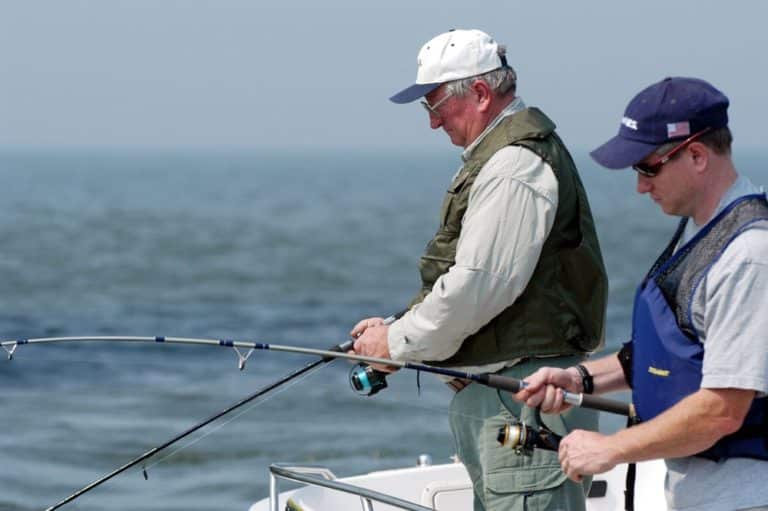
[352,29,608,510]
[515,77,768,511]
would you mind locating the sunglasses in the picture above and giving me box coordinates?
[632,128,711,177]
[420,92,454,118]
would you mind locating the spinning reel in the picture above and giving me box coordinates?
[497,408,563,455]
[348,363,389,396]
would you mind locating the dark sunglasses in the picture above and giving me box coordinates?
[632,127,712,177]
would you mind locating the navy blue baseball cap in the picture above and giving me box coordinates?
[590,77,730,169]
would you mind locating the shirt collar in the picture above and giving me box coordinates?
[462,96,527,162]
[682,174,764,242]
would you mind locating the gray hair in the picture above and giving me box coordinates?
[444,45,517,97]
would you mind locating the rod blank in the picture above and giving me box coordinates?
[4,335,631,417]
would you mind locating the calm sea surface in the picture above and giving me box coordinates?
[1,148,765,511]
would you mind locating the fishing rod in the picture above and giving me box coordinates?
[3,335,631,418]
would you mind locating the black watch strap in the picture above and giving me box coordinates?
[575,364,594,394]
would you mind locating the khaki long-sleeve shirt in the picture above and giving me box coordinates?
[388,99,560,374]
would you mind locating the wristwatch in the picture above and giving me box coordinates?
[574,364,594,394]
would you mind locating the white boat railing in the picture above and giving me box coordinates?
[268,464,434,511]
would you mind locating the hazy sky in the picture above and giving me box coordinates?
[2,1,767,151]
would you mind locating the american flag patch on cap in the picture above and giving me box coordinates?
[667,122,691,138]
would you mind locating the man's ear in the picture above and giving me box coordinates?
[471,80,493,112]
[688,142,710,173]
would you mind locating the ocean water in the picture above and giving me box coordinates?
[0,147,764,511]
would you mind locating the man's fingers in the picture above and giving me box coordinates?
[558,440,579,481]
[518,367,560,393]
[540,384,556,412]
[350,317,384,338]
[513,388,536,405]
[520,384,554,411]
[524,390,543,409]
[350,321,367,338]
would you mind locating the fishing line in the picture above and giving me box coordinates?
[143,358,336,474]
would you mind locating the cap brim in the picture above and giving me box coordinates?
[589,135,660,170]
[389,82,441,104]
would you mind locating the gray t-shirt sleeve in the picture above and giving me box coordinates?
[693,223,768,395]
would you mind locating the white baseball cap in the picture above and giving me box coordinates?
[389,29,508,104]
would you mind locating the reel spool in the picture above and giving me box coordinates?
[497,421,562,455]
[348,363,389,396]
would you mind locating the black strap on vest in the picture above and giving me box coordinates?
[623,415,641,511]
[617,342,633,388]
[624,461,636,511]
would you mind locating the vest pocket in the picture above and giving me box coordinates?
[419,228,460,288]
[439,168,473,228]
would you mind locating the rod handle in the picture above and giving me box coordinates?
[481,374,631,417]
[326,340,354,359]
[333,308,408,358]
[566,392,631,417]
[482,374,524,393]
